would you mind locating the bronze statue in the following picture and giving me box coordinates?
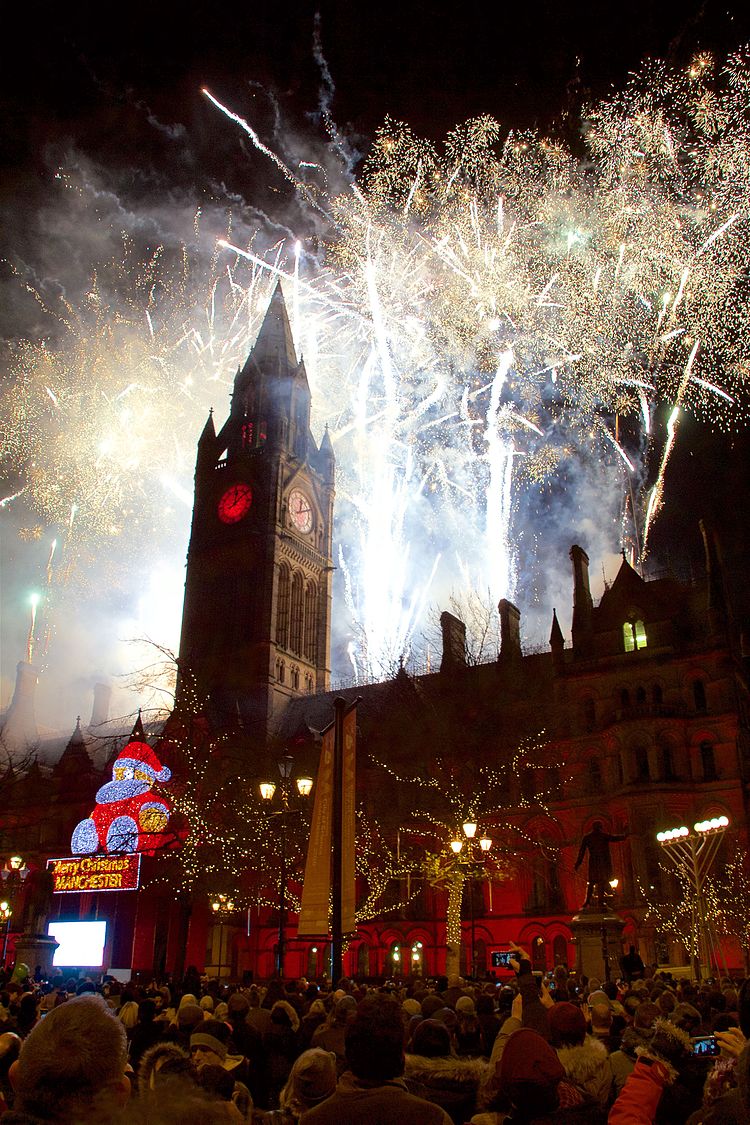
[574,821,627,911]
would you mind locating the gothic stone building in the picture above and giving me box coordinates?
[2,284,748,982]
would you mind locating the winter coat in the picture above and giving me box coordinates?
[404,1051,490,1123]
[608,1055,673,1125]
[609,1027,655,1094]
[556,1035,614,1108]
[299,1073,453,1124]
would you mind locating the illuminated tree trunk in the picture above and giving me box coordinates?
[445,868,465,980]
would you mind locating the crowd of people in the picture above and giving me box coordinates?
[0,943,748,1124]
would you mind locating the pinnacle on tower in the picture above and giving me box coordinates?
[249,281,299,376]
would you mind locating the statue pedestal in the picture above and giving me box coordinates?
[13,934,59,979]
[570,911,625,982]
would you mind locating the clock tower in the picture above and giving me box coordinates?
[177,282,335,735]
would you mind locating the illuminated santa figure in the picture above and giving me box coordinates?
[71,714,172,855]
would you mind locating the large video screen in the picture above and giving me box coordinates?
[47,920,107,967]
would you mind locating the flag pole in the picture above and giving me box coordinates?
[330,697,346,985]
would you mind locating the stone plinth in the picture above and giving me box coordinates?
[570,910,625,981]
[13,934,59,979]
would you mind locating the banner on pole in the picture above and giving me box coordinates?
[298,724,334,935]
[341,703,357,934]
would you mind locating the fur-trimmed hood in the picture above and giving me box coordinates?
[556,1035,613,1107]
[618,1025,655,1059]
[137,1040,190,1095]
[404,1051,490,1090]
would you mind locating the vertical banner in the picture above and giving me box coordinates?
[298,724,334,935]
[341,702,357,934]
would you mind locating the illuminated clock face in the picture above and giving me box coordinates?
[218,483,253,524]
[289,488,313,534]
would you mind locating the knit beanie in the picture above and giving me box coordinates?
[421,994,445,1018]
[500,1028,565,1091]
[177,1003,205,1031]
[190,1031,228,1062]
[228,992,250,1016]
[547,1002,587,1047]
[412,1019,451,1058]
[289,1048,337,1105]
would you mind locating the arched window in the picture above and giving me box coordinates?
[276,565,290,648]
[634,745,650,781]
[290,572,304,654]
[474,939,487,977]
[531,936,547,972]
[693,680,707,712]
[553,934,569,968]
[660,740,675,781]
[588,757,602,793]
[357,943,370,977]
[652,683,663,708]
[636,685,647,707]
[700,740,717,781]
[623,619,647,652]
[304,582,318,662]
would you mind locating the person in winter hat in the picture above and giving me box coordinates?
[547,1002,613,1110]
[486,1026,605,1124]
[278,1048,337,1121]
[405,1019,489,1123]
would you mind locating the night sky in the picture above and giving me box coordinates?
[2,0,749,728]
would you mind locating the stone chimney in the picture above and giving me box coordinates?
[1,661,39,749]
[88,683,112,729]
[699,520,728,640]
[440,611,467,673]
[570,544,593,659]
[498,599,522,665]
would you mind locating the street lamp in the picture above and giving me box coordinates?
[0,855,29,967]
[452,820,493,979]
[260,754,314,979]
[210,894,236,980]
[656,816,729,981]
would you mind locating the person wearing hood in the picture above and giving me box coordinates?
[404,1018,489,1123]
[300,994,452,1124]
[609,1001,660,1094]
[137,1040,193,1096]
[472,1027,606,1124]
[266,1048,337,1123]
[547,1002,613,1110]
[311,995,357,1075]
[266,1001,302,1108]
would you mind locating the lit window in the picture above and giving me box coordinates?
[623,619,647,652]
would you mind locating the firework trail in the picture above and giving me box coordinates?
[206,48,749,673]
[3,47,750,692]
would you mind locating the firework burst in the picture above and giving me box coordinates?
[4,47,750,694]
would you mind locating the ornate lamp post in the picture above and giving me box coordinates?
[210,893,236,980]
[260,754,313,979]
[449,821,492,978]
[656,816,729,981]
[0,856,30,967]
